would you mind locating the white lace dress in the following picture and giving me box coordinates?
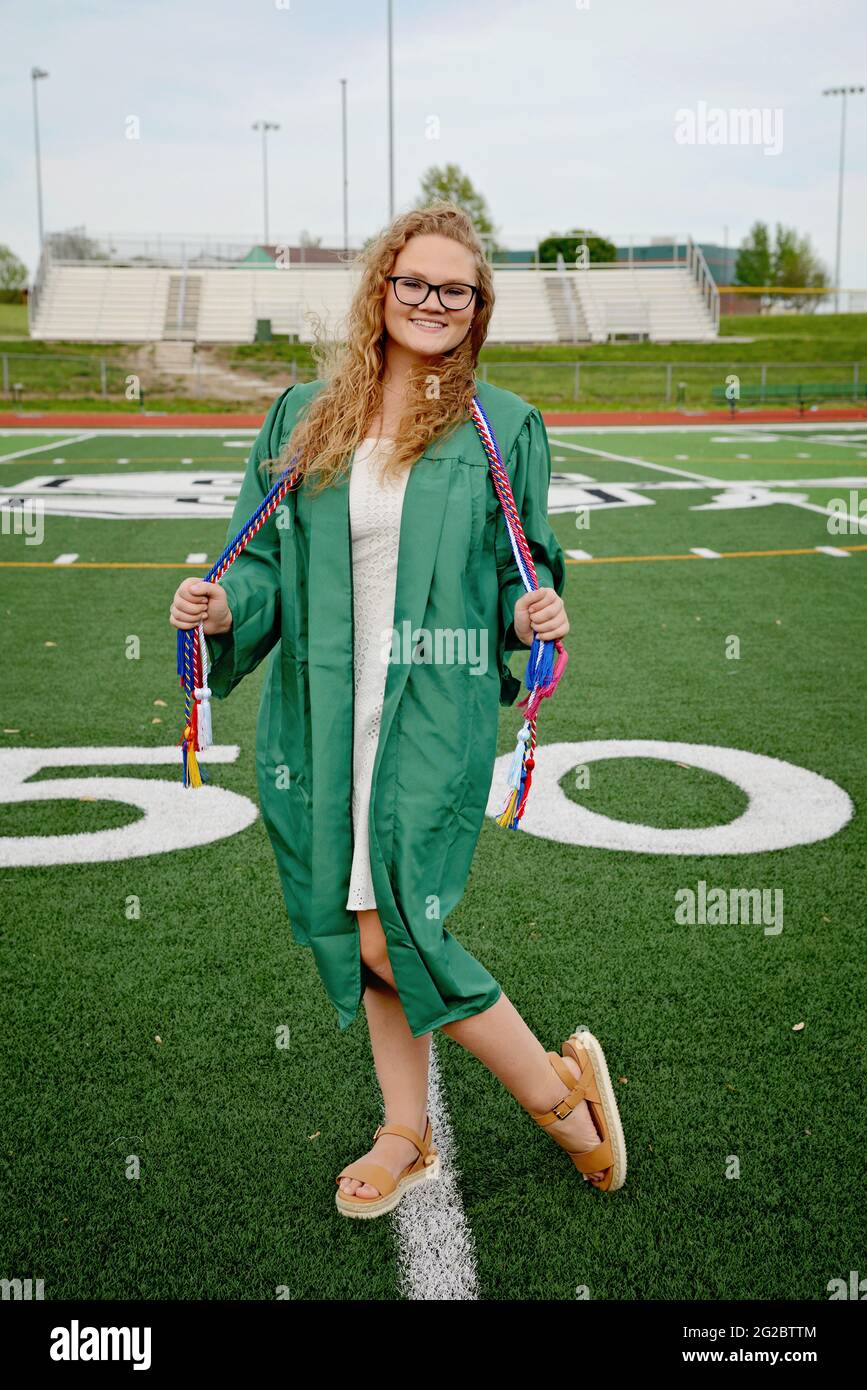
[345,437,412,911]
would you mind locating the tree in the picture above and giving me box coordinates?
[772,223,828,311]
[735,221,828,312]
[735,222,773,288]
[0,245,28,301]
[46,227,110,261]
[539,231,617,266]
[415,165,501,254]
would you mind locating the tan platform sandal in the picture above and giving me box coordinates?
[335,1116,441,1219]
[528,1027,627,1192]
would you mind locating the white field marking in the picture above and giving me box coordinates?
[181,458,193,465]
[690,548,721,558]
[0,428,259,437]
[779,496,867,527]
[566,548,593,559]
[675,454,689,460]
[185,552,208,565]
[735,453,751,459]
[566,477,867,490]
[547,421,867,434]
[486,740,853,854]
[3,422,862,440]
[52,553,79,565]
[393,1037,480,1301]
[815,546,852,557]
[801,434,867,450]
[554,443,866,526]
[691,488,867,527]
[53,458,65,464]
[0,745,253,867]
[223,441,252,448]
[0,432,95,463]
[710,434,779,444]
[552,439,727,485]
[117,458,130,465]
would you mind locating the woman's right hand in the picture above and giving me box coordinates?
[169,578,233,635]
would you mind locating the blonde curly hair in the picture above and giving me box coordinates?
[262,199,495,496]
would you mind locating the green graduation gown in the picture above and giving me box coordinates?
[204,378,566,1039]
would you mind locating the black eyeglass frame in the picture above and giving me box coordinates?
[386,275,481,311]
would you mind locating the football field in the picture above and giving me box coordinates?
[1,420,864,1300]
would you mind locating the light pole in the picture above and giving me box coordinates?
[340,80,349,256]
[822,85,864,313]
[31,66,49,250]
[252,120,280,246]
[387,0,394,219]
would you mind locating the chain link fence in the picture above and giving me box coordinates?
[1,349,865,409]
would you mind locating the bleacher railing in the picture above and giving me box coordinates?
[686,235,720,331]
[40,230,707,271]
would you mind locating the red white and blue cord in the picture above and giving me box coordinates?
[177,395,568,827]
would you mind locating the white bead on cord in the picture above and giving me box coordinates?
[194,621,213,751]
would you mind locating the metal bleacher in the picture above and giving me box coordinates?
[29,237,719,344]
[33,265,171,342]
[575,265,718,342]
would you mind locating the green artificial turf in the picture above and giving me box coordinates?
[0,423,864,1299]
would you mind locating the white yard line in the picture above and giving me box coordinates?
[2,422,864,440]
[0,427,258,438]
[554,477,867,490]
[553,439,726,485]
[798,435,867,450]
[393,1038,480,1301]
[547,421,867,435]
[0,432,95,463]
[553,444,866,527]
[783,498,867,528]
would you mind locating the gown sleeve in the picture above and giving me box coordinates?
[495,406,567,707]
[204,386,296,699]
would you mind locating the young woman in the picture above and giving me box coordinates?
[169,202,627,1215]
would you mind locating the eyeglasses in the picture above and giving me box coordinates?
[386,275,480,312]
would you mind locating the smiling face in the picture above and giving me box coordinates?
[383,233,480,361]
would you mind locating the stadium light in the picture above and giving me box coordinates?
[340,80,349,256]
[252,120,280,247]
[387,0,394,219]
[822,85,864,313]
[31,66,49,250]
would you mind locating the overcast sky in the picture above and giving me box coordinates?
[2,0,866,287]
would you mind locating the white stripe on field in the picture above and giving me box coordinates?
[392,1037,480,1301]
[0,432,95,464]
[553,438,727,485]
[553,440,867,528]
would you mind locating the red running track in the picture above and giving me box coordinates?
[0,406,866,429]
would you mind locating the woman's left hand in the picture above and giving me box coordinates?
[513,587,570,646]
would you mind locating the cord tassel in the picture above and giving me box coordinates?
[176,394,570,825]
[194,622,213,751]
